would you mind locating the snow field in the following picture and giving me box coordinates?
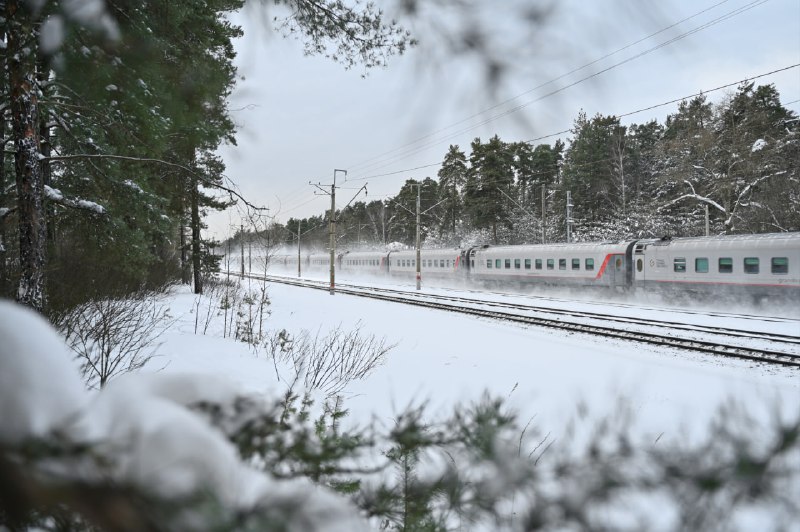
[159,276,799,446]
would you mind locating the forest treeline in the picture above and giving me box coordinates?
[265,83,799,253]
[0,0,408,313]
[1,0,248,313]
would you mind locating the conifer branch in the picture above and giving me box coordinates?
[45,154,268,212]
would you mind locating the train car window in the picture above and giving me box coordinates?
[536,259,542,270]
[718,257,733,273]
[572,258,580,270]
[496,259,502,268]
[558,259,566,270]
[412,260,416,267]
[673,258,686,273]
[514,259,521,269]
[487,260,492,269]
[547,259,554,270]
[772,257,788,274]
[505,259,511,269]
[695,258,709,273]
[744,257,759,274]
[586,258,595,271]
[525,259,531,269]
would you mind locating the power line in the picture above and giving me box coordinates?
[346,0,771,179]
[346,63,799,183]
[345,0,736,174]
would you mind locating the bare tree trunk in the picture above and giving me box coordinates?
[191,175,202,294]
[1,108,7,298]
[8,0,46,312]
[180,209,191,284]
[1,37,7,298]
[37,58,53,243]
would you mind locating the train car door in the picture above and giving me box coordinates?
[632,242,647,289]
[611,255,626,287]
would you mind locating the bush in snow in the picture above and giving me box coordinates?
[53,287,175,389]
[264,323,394,398]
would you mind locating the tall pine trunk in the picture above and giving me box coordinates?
[191,175,202,294]
[1,106,6,299]
[8,0,46,312]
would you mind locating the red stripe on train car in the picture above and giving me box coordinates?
[595,254,614,280]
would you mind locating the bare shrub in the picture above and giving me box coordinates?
[265,323,394,398]
[54,289,175,389]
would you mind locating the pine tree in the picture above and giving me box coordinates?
[464,136,515,243]
[437,145,468,237]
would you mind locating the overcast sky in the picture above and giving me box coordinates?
[209,0,800,239]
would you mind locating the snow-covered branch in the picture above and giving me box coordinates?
[44,185,107,215]
[0,207,16,222]
[658,180,726,213]
[46,154,268,212]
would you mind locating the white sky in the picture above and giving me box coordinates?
[210,0,800,239]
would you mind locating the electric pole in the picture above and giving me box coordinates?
[566,191,573,244]
[541,184,546,244]
[311,169,356,295]
[329,178,336,294]
[240,224,245,276]
[416,183,421,290]
[297,220,302,278]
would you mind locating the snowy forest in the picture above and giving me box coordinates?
[271,84,799,252]
[1,1,799,531]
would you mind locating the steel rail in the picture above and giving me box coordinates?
[239,273,800,368]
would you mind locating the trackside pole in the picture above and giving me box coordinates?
[416,183,421,291]
[297,220,302,278]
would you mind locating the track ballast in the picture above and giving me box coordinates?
[233,272,800,369]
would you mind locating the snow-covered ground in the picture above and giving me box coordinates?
[3,272,797,529]
[156,272,800,444]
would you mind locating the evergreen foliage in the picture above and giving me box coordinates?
[282,83,798,250]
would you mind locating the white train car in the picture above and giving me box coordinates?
[388,249,462,279]
[307,252,332,270]
[269,254,301,269]
[340,251,389,275]
[467,242,632,288]
[633,233,800,300]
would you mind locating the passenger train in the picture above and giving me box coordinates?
[269,232,800,302]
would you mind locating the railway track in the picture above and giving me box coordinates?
[236,272,800,369]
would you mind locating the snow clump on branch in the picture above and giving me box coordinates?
[0,301,369,531]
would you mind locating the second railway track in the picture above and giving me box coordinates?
[235,273,800,368]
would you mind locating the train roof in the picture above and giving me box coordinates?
[638,232,800,251]
[475,241,630,254]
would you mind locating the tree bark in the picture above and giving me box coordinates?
[191,175,202,294]
[37,57,54,243]
[1,108,7,299]
[8,0,46,312]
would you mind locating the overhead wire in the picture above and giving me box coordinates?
[345,0,736,174]
[275,0,793,221]
[343,63,799,183]
[346,0,772,180]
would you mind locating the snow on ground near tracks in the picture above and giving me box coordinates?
[155,278,799,445]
